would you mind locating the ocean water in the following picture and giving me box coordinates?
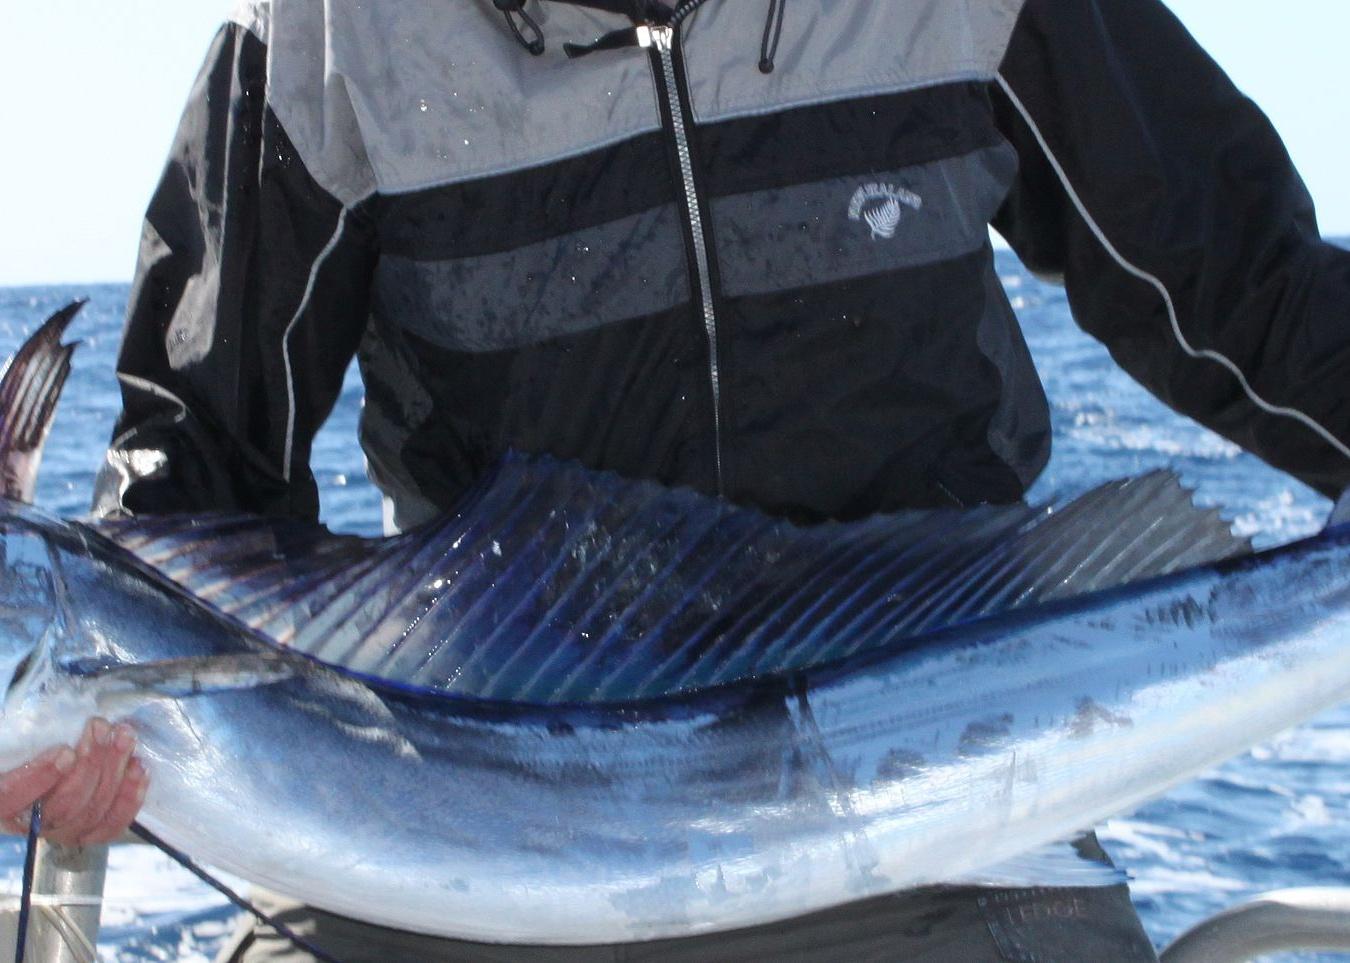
[1,244,1347,960]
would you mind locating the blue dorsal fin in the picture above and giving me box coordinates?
[89,454,1250,704]
[93,511,377,645]
[0,301,83,503]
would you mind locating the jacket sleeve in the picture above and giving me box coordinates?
[92,19,376,520]
[991,0,1350,498]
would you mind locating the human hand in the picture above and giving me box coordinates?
[0,719,148,847]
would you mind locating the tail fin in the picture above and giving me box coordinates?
[0,301,83,503]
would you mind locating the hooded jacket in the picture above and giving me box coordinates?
[94,0,1350,531]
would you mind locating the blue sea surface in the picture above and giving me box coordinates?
[1,244,1347,960]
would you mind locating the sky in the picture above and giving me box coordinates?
[0,1,1346,286]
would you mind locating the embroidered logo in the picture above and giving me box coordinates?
[847,183,923,240]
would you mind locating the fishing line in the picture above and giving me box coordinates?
[30,904,95,963]
[130,822,343,963]
[15,802,40,963]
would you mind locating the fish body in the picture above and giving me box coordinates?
[5,490,1350,942]
[2,306,1350,943]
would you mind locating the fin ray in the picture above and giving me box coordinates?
[90,455,1250,705]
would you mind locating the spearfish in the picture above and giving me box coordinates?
[2,303,1349,944]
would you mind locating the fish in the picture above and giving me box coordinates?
[2,302,1350,944]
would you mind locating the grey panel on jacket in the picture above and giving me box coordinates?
[374,204,691,353]
[253,0,379,207]
[712,144,1018,298]
[230,1,1027,204]
[258,0,664,203]
[682,0,1027,124]
[229,0,270,43]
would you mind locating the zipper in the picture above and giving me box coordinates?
[640,22,726,495]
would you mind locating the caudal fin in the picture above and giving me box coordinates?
[0,301,83,502]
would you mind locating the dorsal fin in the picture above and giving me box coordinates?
[89,454,1250,704]
[0,301,83,503]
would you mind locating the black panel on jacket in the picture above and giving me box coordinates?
[95,25,377,521]
[696,82,1006,199]
[994,0,1350,498]
[358,301,718,518]
[374,131,676,260]
[721,247,1047,521]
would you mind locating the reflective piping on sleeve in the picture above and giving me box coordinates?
[282,207,349,482]
[114,373,191,413]
[110,374,192,448]
[995,73,1350,466]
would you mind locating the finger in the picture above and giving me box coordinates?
[0,746,76,827]
[47,720,132,847]
[1,811,29,836]
[1,805,39,837]
[72,723,136,836]
[78,760,148,847]
[40,722,104,841]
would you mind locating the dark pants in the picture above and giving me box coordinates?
[215,883,1158,963]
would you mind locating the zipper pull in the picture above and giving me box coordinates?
[563,23,673,59]
[638,25,674,52]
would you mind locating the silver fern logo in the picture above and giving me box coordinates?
[848,183,923,240]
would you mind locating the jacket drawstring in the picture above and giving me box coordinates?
[758,0,787,73]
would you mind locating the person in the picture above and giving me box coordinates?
[5,0,1349,959]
